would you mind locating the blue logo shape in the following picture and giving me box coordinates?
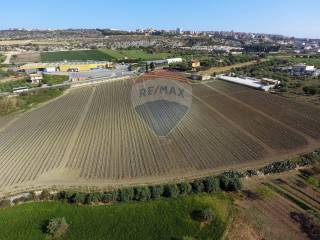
[131,71,192,137]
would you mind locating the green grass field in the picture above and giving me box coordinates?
[40,50,114,62]
[0,78,30,92]
[42,74,69,86]
[0,88,64,116]
[0,54,5,63]
[287,55,320,68]
[40,49,173,62]
[99,48,126,59]
[0,193,233,240]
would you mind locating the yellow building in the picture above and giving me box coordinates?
[19,61,113,73]
[58,62,112,72]
[191,60,200,71]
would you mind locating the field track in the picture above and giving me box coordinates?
[0,79,320,195]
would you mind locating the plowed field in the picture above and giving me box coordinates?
[0,79,320,195]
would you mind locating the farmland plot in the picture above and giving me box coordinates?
[67,80,266,180]
[209,81,320,140]
[0,77,319,194]
[0,87,94,189]
[194,84,308,151]
[233,163,320,240]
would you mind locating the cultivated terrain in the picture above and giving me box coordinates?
[0,78,320,196]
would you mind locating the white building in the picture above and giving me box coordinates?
[167,58,183,64]
[218,74,280,92]
[306,65,315,71]
[29,72,43,84]
[44,67,57,73]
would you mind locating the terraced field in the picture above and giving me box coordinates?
[233,162,320,240]
[0,77,320,195]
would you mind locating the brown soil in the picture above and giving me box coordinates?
[226,165,320,240]
[0,79,320,197]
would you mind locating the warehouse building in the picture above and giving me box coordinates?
[218,74,280,91]
[146,57,183,66]
[19,61,113,73]
[167,57,183,64]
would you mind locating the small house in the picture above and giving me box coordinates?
[29,72,43,84]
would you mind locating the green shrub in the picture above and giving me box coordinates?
[191,180,204,193]
[163,184,180,198]
[45,217,69,239]
[303,85,319,95]
[69,192,86,204]
[119,188,135,202]
[228,177,243,191]
[307,177,320,189]
[134,186,151,201]
[55,191,68,201]
[101,191,118,203]
[203,177,221,193]
[150,185,164,199]
[222,170,245,178]
[84,193,102,204]
[259,160,297,174]
[219,176,230,191]
[220,176,242,191]
[191,208,215,223]
[178,182,192,195]
[39,190,51,200]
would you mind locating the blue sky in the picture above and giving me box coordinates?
[1,0,320,38]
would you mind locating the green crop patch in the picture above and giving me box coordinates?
[42,74,69,86]
[41,50,115,62]
[0,193,232,240]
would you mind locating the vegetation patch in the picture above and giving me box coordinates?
[44,217,69,240]
[0,88,65,116]
[0,78,30,92]
[0,193,233,240]
[265,183,319,218]
[0,54,5,63]
[256,186,273,199]
[40,48,173,62]
[99,48,127,59]
[41,50,114,62]
[42,74,68,86]
[307,177,320,189]
[288,55,320,68]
